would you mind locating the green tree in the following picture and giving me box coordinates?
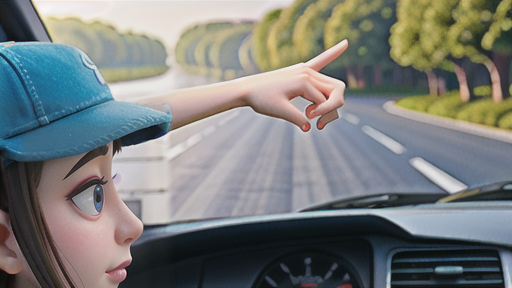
[325,0,394,88]
[252,9,282,72]
[482,0,512,99]
[448,0,511,102]
[238,33,259,75]
[45,17,168,82]
[390,0,460,96]
[194,30,220,69]
[45,18,103,64]
[175,24,204,67]
[266,0,317,69]
[175,22,231,71]
[293,0,342,63]
[209,23,254,79]
[46,17,167,69]
[89,22,128,68]
[418,0,461,97]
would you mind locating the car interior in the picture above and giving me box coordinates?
[1,1,511,287]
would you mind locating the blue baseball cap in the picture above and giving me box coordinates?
[0,41,172,162]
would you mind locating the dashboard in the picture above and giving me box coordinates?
[120,202,512,288]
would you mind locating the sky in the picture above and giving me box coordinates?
[33,0,295,48]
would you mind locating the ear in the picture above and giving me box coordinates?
[0,209,24,274]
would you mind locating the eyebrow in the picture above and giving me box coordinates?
[63,145,109,180]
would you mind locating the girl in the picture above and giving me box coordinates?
[0,39,348,287]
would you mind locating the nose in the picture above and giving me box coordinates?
[110,186,143,245]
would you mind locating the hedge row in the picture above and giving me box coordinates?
[99,66,169,83]
[396,92,512,130]
[45,17,168,83]
[175,22,258,80]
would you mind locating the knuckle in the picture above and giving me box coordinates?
[298,64,314,74]
[295,62,307,71]
[332,79,346,89]
[296,73,310,82]
[336,96,345,107]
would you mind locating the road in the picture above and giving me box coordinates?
[111,71,512,222]
[164,97,512,221]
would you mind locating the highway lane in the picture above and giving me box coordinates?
[165,96,512,221]
[341,97,512,187]
[109,71,512,221]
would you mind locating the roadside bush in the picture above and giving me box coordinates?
[396,95,437,112]
[484,98,512,126]
[473,85,492,97]
[396,90,512,131]
[456,99,495,124]
[456,98,512,126]
[426,91,463,118]
[346,86,428,95]
[498,111,512,130]
[99,66,169,83]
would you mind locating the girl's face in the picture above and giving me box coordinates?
[22,142,143,287]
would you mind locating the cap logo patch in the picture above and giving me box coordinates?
[79,50,107,86]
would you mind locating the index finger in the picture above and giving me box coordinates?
[305,39,348,71]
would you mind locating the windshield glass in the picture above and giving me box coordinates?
[32,0,512,224]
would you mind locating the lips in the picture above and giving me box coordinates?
[106,259,131,283]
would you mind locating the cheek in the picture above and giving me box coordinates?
[42,200,114,277]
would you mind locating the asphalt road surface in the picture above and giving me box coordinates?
[110,70,512,222]
[165,96,512,221]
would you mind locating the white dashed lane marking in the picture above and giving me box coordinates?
[343,111,467,193]
[361,125,406,155]
[409,157,468,194]
[343,113,360,125]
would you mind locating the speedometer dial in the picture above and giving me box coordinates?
[253,251,361,288]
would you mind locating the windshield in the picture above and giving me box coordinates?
[32,0,512,224]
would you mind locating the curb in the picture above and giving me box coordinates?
[383,101,512,144]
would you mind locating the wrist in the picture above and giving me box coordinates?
[229,75,253,108]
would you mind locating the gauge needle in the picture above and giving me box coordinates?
[280,263,300,285]
[264,276,278,288]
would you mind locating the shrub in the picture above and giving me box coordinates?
[426,91,463,118]
[484,98,512,126]
[395,90,512,131]
[396,95,438,112]
[473,85,492,97]
[456,99,495,124]
[456,97,512,126]
[498,111,512,130]
[99,65,168,83]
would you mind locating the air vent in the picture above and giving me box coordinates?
[391,250,504,288]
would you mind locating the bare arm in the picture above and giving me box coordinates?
[141,39,348,131]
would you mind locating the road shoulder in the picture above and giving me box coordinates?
[383,101,512,144]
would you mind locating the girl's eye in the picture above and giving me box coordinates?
[69,179,106,216]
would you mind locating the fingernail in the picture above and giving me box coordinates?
[302,123,310,131]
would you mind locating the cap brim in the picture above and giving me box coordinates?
[1,101,171,162]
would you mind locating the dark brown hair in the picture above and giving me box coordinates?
[4,161,74,288]
[0,139,122,288]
